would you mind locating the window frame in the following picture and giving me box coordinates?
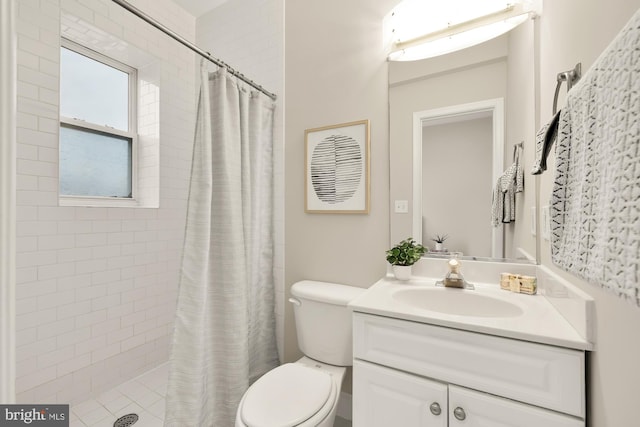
[59,38,139,207]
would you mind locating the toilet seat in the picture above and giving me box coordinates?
[239,363,337,427]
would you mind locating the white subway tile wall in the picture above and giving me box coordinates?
[196,0,285,361]
[15,0,196,404]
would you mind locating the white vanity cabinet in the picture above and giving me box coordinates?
[352,313,586,427]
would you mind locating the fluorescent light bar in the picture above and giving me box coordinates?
[386,0,538,61]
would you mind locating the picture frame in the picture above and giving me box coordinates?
[304,119,370,214]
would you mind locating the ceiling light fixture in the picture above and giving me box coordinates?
[385,0,541,61]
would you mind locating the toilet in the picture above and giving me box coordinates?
[235,280,365,427]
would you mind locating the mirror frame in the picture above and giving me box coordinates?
[412,98,505,258]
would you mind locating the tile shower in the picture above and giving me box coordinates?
[13,0,284,421]
[15,0,195,404]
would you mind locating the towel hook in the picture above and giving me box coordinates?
[552,63,582,114]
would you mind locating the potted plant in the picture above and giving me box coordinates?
[386,238,427,280]
[431,234,449,251]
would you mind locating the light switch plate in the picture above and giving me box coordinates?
[394,200,409,214]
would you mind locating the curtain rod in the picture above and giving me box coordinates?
[111,0,277,101]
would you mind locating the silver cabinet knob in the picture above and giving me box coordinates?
[429,402,441,416]
[453,407,466,420]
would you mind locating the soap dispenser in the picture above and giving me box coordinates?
[438,255,474,289]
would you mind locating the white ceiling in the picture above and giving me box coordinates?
[172,0,229,17]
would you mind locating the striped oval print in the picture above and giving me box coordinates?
[310,134,362,204]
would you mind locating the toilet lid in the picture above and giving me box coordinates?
[241,363,332,427]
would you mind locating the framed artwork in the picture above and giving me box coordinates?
[304,119,370,214]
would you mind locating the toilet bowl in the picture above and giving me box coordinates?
[235,357,346,427]
[235,280,365,427]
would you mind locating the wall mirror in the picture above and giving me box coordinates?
[389,21,538,263]
[413,99,504,259]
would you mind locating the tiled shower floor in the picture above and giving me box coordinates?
[70,362,352,427]
[70,363,168,427]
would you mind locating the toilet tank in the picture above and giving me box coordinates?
[290,280,366,366]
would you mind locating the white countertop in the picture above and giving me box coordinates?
[349,276,593,351]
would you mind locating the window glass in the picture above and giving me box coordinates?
[60,47,129,131]
[59,126,132,198]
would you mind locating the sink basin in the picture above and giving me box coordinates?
[392,287,524,318]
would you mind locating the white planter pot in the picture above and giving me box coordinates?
[435,242,443,251]
[393,265,412,281]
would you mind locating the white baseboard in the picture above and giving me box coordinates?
[337,392,352,420]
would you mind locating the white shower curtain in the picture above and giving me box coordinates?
[164,65,279,427]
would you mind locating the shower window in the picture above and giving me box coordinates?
[59,38,138,204]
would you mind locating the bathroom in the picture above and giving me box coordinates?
[1,0,639,426]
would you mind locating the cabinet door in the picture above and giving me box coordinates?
[353,360,447,427]
[448,385,584,427]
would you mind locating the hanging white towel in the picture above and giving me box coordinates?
[492,145,524,226]
[501,162,517,222]
[551,8,640,305]
[491,177,504,227]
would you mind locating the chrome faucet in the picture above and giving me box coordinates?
[436,257,474,290]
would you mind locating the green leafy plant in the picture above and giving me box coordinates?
[431,234,449,244]
[386,238,427,266]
